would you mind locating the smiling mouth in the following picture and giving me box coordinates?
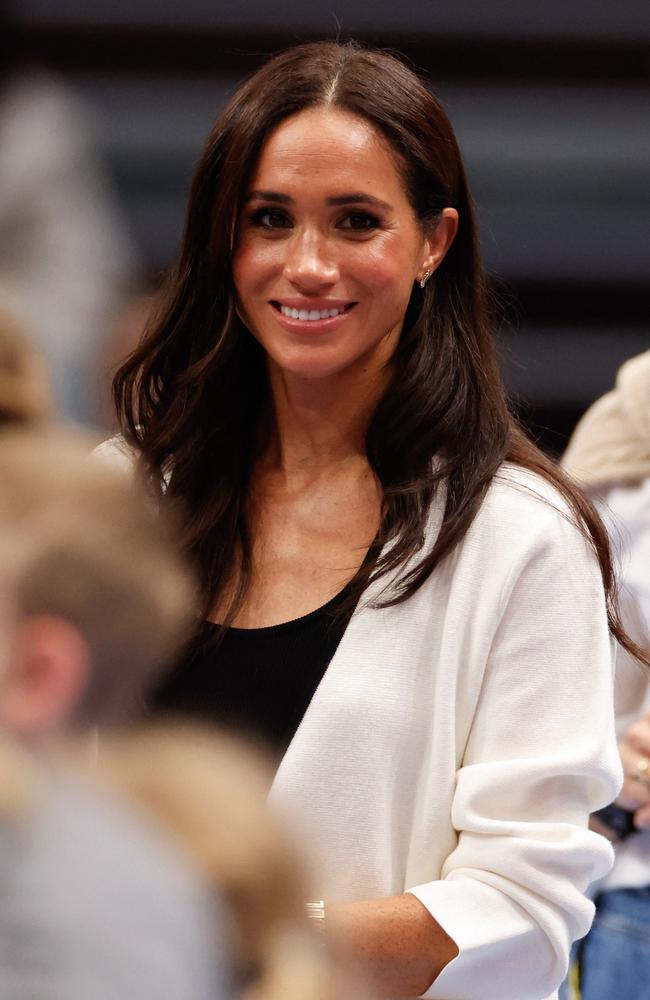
[271,302,356,321]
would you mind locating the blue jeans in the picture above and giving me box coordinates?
[561,887,650,1000]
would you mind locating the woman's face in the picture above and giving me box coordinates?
[233,107,456,383]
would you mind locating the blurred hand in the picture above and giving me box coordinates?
[617,711,650,829]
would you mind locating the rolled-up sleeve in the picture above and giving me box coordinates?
[409,507,623,1000]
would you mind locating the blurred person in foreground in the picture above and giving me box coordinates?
[0,4,139,425]
[0,320,334,999]
[0,428,230,1000]
[93,724,347,1000]
[561,348,650,1000]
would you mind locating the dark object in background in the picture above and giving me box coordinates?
[593,803,637,843]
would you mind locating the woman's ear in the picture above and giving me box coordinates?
[0,615,91,743]
[419,208,459,283]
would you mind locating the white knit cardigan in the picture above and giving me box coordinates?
[95,441,621,1000]
[267,466,621,1000]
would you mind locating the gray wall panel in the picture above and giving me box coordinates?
[6,8,649,444]
[81,76,650,283]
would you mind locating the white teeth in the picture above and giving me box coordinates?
[280,305,347,320]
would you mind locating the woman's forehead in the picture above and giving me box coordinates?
[248,107,406,201]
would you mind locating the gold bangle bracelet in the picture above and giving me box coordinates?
[306,899,326,933]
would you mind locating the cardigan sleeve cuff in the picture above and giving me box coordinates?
[407,875,589,1000]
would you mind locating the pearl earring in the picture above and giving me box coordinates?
[419,271,431,289]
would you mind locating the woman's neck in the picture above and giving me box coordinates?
[263,361,390,476]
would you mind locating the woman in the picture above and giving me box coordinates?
[105,42,639,1000]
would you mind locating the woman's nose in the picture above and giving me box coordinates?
[283,231,339,289]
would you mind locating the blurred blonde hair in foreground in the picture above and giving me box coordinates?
[94,723,343,1000]
[0,307,51,426]
[0,427,195,730]
[0,363,341,998]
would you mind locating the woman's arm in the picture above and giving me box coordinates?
[326,483,622,1000]
[407,496,621,1000]
[326,893,458,997]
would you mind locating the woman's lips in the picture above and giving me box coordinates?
[270,300,356,332]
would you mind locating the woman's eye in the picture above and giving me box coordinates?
[338,212,380,232]
[249,209,292,229]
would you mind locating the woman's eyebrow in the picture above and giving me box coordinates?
[244,190,392,211]
[326,194,392,211]
[245,190,291,204]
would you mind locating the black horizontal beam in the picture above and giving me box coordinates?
[12,24,650,84]
[492,279,650,327]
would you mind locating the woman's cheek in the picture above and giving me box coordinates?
[357,257,413,305]
[356,233,412,279]
[233,237,283,287]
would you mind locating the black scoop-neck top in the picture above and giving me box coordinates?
[151,581,357,760]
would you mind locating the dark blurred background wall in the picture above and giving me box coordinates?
[9,0,649,452]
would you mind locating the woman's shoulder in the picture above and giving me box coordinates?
[473,462,587,551]
[490,462,572,514]
[446,463,604,607]
[92,434,139,475]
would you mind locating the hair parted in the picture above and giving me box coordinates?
[113,40,647,666]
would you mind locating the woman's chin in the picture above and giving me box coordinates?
[269,351,358,383]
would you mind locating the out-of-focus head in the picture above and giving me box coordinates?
[95,723,340,1000]
[0,429,195,741]
[0,308,51,428]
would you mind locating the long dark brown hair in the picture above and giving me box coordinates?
[114,41,645,663]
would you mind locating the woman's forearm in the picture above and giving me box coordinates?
[325,892,458,997]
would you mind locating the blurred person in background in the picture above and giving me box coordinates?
[102,41,641,1000]
[0,4,139,426]
[0,429,230,1000]
[98,281,163,432]
[561,348,650,1000]
[0,305,51,426]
